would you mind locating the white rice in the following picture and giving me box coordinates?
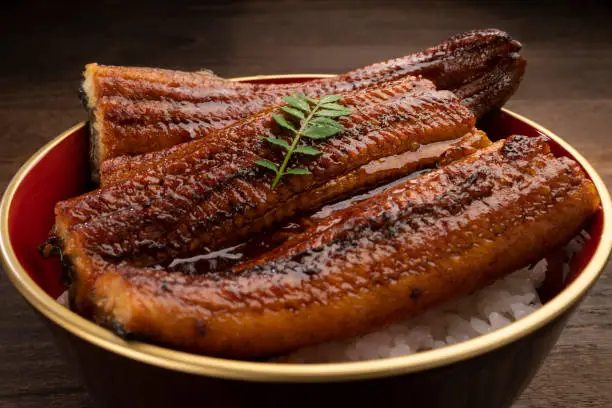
[57,290,70,307]
[55,233,588,363]
[280,232,588,363]
[280,260,547,363]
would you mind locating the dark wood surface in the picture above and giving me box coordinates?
[1,1,611,406]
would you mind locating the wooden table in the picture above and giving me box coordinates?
[1,1,611,406]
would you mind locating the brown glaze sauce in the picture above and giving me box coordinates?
[157,155,437,275]
[45,133,590,301]
[154,131,482,276]
[60,76,477,270]
[155,135,591,304]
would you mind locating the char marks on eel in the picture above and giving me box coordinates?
[83,28,525,184]
[83,136,599,359]
[57,77,475,267]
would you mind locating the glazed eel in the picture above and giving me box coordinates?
[98,54,520,187]
[83,28,525,181]
[66,129,489,320]
[79,135,599,359]
[55,77,475,267]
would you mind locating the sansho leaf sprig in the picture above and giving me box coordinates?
[255,94,352,189]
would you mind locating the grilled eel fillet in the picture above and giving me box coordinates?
[55,78,476,266]
[97,53,521,187]
[67,130,489,318]
[100,114,491,190]
[83,28,525,181]
[75,135,599,359]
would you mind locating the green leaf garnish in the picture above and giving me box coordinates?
[265,137,291,150]
[311,116,345,130]
[255,159,279,173]
[257,94,351,189]
[281,106,306,120]
[319,95,342,104]
[282,95,311,112]
[272,113,297,132]
[285,167,311,175]
[320,102,349,111]
[315,109,352,118]
[296,93,317,104]
[294,145,322,155]
[303,124,343,139]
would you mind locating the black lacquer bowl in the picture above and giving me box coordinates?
[2,75,611,408]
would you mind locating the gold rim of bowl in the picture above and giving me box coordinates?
[1,75,611,383]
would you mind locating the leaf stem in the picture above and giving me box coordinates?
[271,99,322,189]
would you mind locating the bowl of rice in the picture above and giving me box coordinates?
[1,75,611,408]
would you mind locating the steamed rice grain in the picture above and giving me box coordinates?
[281,260,548,363]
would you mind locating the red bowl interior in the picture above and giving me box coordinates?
[7,77,604,305]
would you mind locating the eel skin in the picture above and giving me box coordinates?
[76,135,600,359]
[82,28,525,181]
[56,77,475,267]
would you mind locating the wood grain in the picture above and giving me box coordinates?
[1,1,611,406]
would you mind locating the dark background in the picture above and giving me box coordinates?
[1,1,611,406]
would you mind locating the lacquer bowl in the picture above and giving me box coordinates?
[1,75,611,408]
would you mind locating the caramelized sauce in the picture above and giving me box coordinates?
[311,169,431,220]
[163,222,305,274]
[157,138,461,275]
